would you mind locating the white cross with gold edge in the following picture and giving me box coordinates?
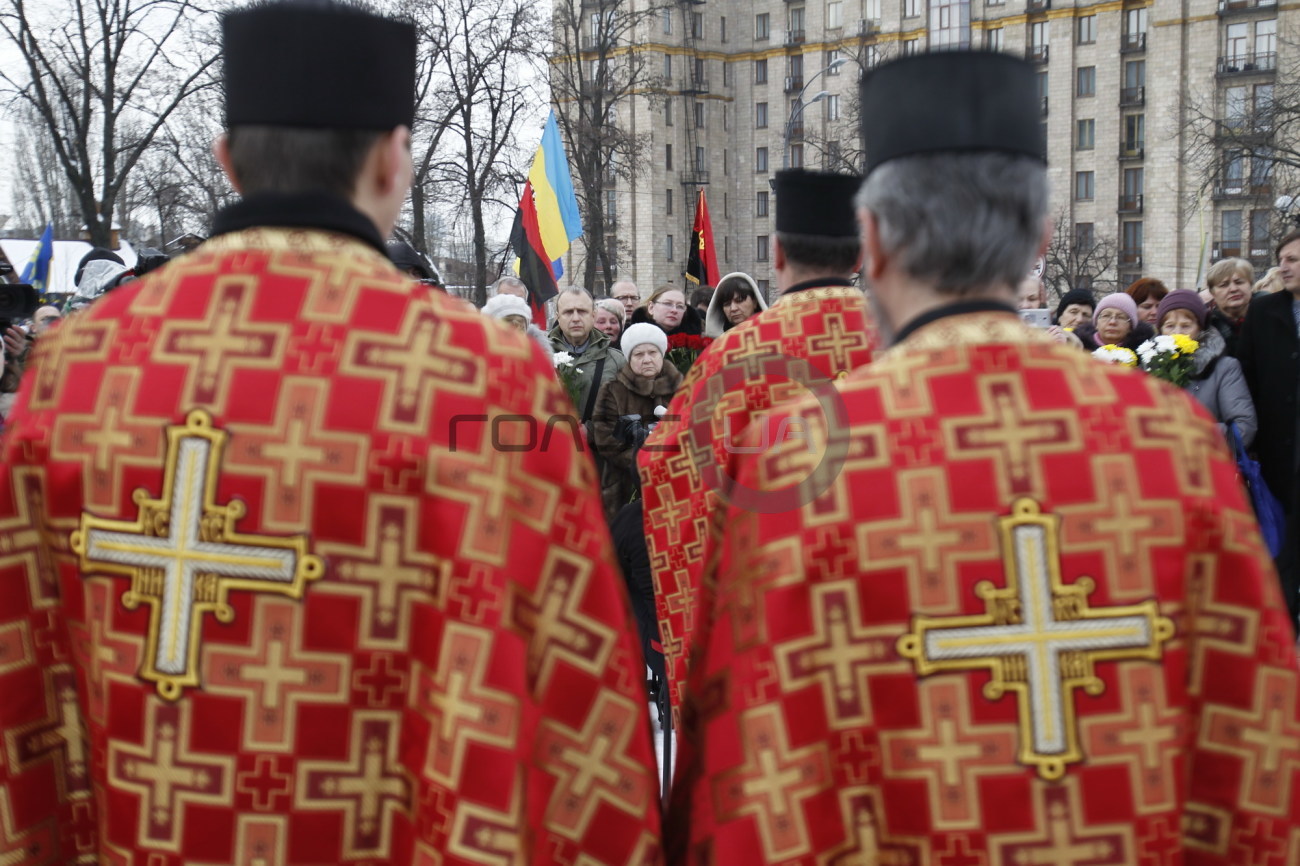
[898,498,1174,780]
[71,410,323,700]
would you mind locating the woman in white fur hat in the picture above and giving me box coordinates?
[591,322,684,519]
[481,293,552,357]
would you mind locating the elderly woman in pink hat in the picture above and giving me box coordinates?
[1073,291,1154,352]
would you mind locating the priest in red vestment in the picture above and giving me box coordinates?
[666,51,1300,864]
[639,171,877,722]
[0,4,661,864]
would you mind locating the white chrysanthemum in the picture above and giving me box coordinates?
[1136,339,1158,364]
[552,351,574,367]
[1154,334,1177,353]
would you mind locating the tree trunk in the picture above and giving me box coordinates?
[411,181,428,255]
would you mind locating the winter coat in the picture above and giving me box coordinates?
[628,304,705,338]
[592,360,683,519]
[1206,305,1245,359]
[609,499,664,680]
[525,323,553,358]
[1185,326,1257,448]
[702,273,770,338]
[547,325,626,421]
[1238,290,1300,509]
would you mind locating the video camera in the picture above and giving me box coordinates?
[0,284,40,334]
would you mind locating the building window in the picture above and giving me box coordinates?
[1251,147,1274,189]
[1077,15,1096,45]
[826,93,841,120]
[722,103,730,130]
[1256,19,1276,59]
[904,0,922,18]
[695,101,705,127]
[664,99,673,126]
[665,144,673,170]
[1123,167,1144,206]
[902,37,920,55]
[756,146,769,172]
[789,6,806,35]
[1075,171,1095,201]
[826,49,842,73]
[664,54,672,78]
[1225,85,1248,127]
[756,236,769,261]
[756,102,768,128]
[722,61,732,87]
[986,27,1003,51]
[1125,7,1147,42]
[1075,222,1094,250]
[758,279,770,294]
[1124,114,1145,153]
[666,189,673,215]
[1030,21,1049,59]
[827,0,844,28]
[790,143,804,168]
[691,11,703,38]
[1223,149,1244,190]
[724,236,731,262]
[663,8,672,34]
[931,0,971,51]
[1076,118,1095,150]
[1077,66,1096,97]
[695,146,706,171]
[1122,221,1143,262]
[1251,209,1271,254]
[987,0,1004,7]
[1226,22,1248,60]
[721,16,727,42]
[755,58,768,84]
[755,12,770,39]
[723,149,729,175]
[666,235,674,261]
[757,190,769,217]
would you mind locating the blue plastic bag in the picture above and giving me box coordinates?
[1228,423,1287,558]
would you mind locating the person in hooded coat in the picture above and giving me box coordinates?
[702,271,770,338]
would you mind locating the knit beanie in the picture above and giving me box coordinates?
[1054,288,1095,322]
[481,293,531,322]
[1093,292,1139,328]
[1155,289,1207,329]
[621,322,668,357]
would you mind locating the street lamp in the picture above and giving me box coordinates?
[782,57,851,172]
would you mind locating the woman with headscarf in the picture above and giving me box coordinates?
[702,272,769,338]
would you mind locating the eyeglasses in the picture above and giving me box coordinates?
[613,294,638,302]
[655,301,687,311]
[1096,311,1131,323]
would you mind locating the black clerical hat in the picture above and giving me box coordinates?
[772,170,862,237]
[860,51,1045,175]
[223,1,417,130]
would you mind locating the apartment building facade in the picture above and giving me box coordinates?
[558,0,1294,299]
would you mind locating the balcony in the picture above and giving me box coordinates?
[678,170,710,187]
[1215,111,1275,139]
[785,28,806,45]
[788,121,805,140]
[1121,32,1147,52]
[1212,241,1243,259]
[857,18,880,36]
[679,77,710,94]
[1119,142,1146,160]
[1120,85,1146,106]
[1118,193,1145,213]
[784,75,804,92]
[1216,51,1277,76]
[1119,248,1144,267]
[1218,0,1277,15]
[1027,0,1051,10]
[1029,44,1049,62]
[1040,96,1049,117]
[1213,182,1273,199]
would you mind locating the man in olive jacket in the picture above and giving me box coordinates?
[548,286,625,422]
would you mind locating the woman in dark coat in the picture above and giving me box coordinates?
[591,323,684,519]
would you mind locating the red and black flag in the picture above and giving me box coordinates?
[684,189,719,288]
[508,180,559,328]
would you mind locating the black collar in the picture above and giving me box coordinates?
[781,276,855,296]
[211,191,386,255]
[893,299,1020,344]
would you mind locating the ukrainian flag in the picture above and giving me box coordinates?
[20,223,53,296]
[526,111,583,279]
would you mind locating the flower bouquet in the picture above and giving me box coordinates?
[551,351,585,409]
[1091,344,1138,367]
[1136,334,1198,387]
[665,333,713,376]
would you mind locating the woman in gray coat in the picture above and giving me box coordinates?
[1156,290,1257,446]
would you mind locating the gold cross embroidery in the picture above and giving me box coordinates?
[71,410,324,700]
[898,498,1174,780]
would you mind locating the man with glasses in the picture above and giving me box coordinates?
[610,278,641,321]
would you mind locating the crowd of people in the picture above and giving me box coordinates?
[0,2,1298,864]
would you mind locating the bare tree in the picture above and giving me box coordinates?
[0,0,220,248]
[1044,210,1120,303]
[551,0,665,293]
[10,103,81,236]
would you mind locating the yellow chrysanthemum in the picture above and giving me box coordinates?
[1172,333,1199,354]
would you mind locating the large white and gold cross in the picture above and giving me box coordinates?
[899,498,1174,780]
[72,410,323,700]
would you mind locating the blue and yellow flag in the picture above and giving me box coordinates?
[20,223,53,295]
[525,111,583,279]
